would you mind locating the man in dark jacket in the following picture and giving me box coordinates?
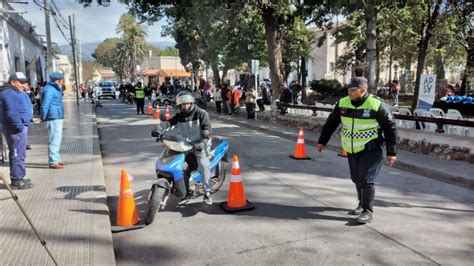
[0,72,33,189]
[317,77,397,224]
[41,72,66,169]
[278,85,293,115]
[165,90,214,205]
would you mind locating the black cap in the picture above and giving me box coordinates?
[8,72,28,83]
[350,76,368,88]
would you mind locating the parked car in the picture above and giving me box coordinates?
[98,81,116,99]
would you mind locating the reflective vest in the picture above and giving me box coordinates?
[339,94,381,154]
[135,87,145,99]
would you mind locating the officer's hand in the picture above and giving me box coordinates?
[386,156,396,167]
[317,144,325,153]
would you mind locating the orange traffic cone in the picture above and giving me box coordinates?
[154,105,161,120]
[147,102,153,115]
[117,168,140,227]
[220,156,255,212]
[165,106,171,121]
[289,127,311,160]
[338,148,347,157]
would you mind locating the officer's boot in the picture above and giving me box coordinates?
[356,187,375,224]
[348,186,363,215]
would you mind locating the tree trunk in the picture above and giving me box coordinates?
[376,41,380,89]
[411,1,442,111]
[365,1,377,93]
[211,63,221,86]
[301,56,307,101]
[262,7,284,101]
[221,68,229,85]
[434,54,445,79]
[460,46,473,95]
[353,46,365,78]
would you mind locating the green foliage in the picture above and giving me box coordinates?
[92,37,122,68]
[115,13,148,79]
[159,47,179,56]
[282,17,314,78]
[309,79,345,96]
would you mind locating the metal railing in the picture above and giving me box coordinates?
[277,102,474,134]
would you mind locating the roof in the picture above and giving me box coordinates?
[142,69,191,77]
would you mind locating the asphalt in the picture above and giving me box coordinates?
[210,106,474,190]
[0,97,115,265]
[96,99,473,265]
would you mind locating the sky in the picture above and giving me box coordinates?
[11,0,173,45]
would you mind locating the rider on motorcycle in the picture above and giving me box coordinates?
[165,90,214,205]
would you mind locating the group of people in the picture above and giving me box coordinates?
[0,72,66,190]
[213,83,271,119]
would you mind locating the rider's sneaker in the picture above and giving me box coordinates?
[203,192,213,205]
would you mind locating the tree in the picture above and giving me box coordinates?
[451,0,473,95]
[411,0,443,110]
[159,47,179,56]
[116,13,148,80]
[92,37,122,68]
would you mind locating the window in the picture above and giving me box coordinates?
[330,62,335,72]
[14,56,20,72]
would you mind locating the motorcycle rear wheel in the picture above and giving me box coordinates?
[210,161,227,193]
[145,185,168,225]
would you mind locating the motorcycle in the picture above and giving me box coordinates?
[145,124,229,225]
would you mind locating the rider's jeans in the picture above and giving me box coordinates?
[196,143,212,193]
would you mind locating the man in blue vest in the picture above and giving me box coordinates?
[317,77,397,224]
[41,72,66,169]
[0,72,33,189]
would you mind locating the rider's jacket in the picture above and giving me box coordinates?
[318,93,397,156]
[168,105,212,144]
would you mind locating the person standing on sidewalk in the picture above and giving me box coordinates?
[41,72,66,169]
[23,81,35,150]
[0,72,33,189]
[244,86,257,119]
[135,82,145,115]
[214,85,222,114]
[317,77,397,224]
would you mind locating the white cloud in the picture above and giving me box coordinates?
[12,0,173,45]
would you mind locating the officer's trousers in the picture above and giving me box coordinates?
[347,147,384,189]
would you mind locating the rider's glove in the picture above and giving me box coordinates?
[151,129,160,138]
[194,142,205,152]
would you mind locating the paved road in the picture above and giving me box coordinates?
[97,100,473,265]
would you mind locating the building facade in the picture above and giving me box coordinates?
[0,1,46,87]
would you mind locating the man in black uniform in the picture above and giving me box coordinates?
[317,77,397,224]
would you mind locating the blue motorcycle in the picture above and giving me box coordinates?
[145,124,229,225]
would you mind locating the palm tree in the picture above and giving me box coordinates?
[116,13,148,80]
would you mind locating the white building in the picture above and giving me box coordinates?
[0,1,46,87]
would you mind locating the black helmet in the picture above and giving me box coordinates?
[176,90,195,106]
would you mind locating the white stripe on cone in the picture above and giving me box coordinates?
[232,160,240,169]
[297,139,305,144]
[230,174,242,183]
[121,189,132,196]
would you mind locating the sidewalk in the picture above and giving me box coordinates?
[0,98,115,265]
[211,107,474,190]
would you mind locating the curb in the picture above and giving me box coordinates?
[211,109,474,190]
[89,104,117,265]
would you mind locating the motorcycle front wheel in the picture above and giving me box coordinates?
[145,185,168,225]
[210,161,227,193]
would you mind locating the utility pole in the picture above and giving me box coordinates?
[44,0,53,75]
[69,14,79,105]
